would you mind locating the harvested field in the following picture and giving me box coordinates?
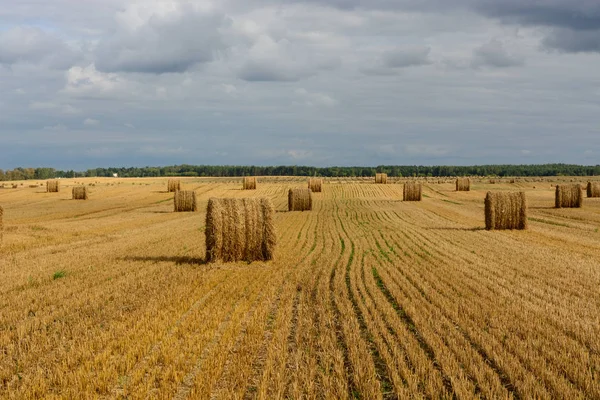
[0,176,599,399]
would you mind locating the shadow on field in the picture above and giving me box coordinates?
[425,227,485,231]
[122,255,207,265]
[152,190,171,193]
[529,206,556,210]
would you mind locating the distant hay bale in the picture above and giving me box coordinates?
[375,173,388,184]
[555,184,583,208]
[587,182,600,198]
[403,182,422,201]
[456,178,471,192]
[489,179,496,184]
[485,191,528,230]
[288,188,313,211]
[308,178,323,193]
[205,197,276,262]
[72,186,88,200]
[167,179,181,192]
[174,190,197,212]
[510,179,516,184]
[46,180,60,193]
[243,177,257,190]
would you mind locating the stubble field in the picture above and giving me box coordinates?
[1,177,599,399]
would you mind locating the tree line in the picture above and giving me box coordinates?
[1,164,599,181]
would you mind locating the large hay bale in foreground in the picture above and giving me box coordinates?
[174,190,197,212]
[555,184,583,208]
[288,188,312,211]
[587,182,600,198]
[72,186,88,200]
[46,180,60,193]
[243,177,257,190]
[205,197,276,262]
[167,179,181,193]
[375,173,388,184]
[456,178,471,192]
[485,191,527,230]
[403,182,422,201]
[308,178,322,193]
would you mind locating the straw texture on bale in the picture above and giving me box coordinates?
[0,206,3,245]
[587,182,600,198]
[308,178,323,193]
[72,186,88,200]
[485,191,528,230]
[243,177,257,190]
[555,184,583,208]
[375,173,388,184]
[174,190,197,212]
[403,182,422,201]
[288,188,313,211]
[46,180,60,193]
[455,178,471,192]
[205,197,276,262]
[167,179,181,192]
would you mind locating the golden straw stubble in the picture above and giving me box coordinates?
[288,188,312,211]
[555,184,583,208]
[485,191,528,230]
[205,197,276,262]
[0,205,3,245]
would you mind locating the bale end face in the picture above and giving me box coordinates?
[174,190,197,212]
[289,188,313,211]
[485,191,528,230]
[205,197,276,263]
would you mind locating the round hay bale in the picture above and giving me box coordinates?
[375,173,388,184]
[46,180,60,193]
[485,191,527,230]
[586,182,600,198]
[308,178,322,193]
[205,197,276,262]
[174,190,197,212]
[555,184,583,208]
[403,182,422,201]
[167,179,181,192]
[72,186,88,200]
[456,178,471,192]
[288,188,312,211]
[243,177,257,190]
[0,205,3,246]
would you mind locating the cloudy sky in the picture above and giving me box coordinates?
[1,0,599,169]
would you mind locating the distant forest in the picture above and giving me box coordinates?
[1,164,600,181]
